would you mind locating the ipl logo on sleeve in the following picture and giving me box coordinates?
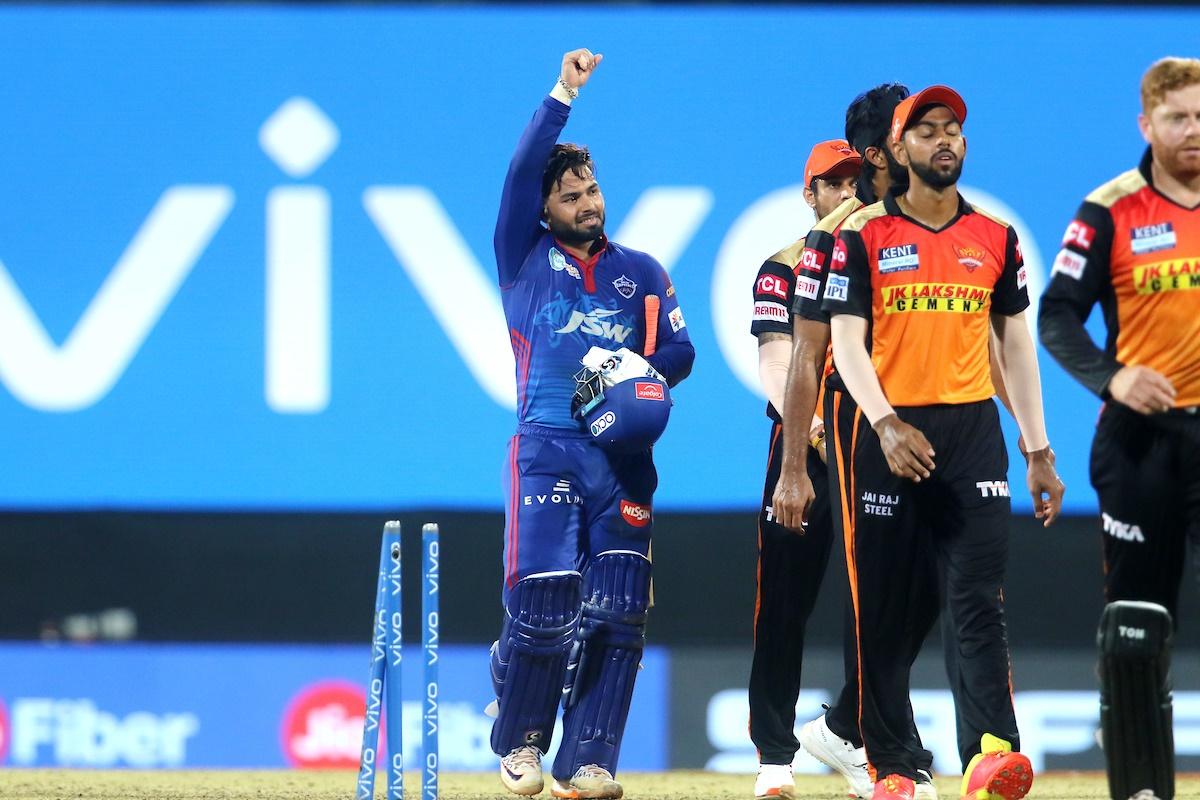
[824,274,849,302]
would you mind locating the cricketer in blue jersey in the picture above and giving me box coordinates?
[487,49,694,800]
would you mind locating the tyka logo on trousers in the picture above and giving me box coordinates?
[975,480,1010,498]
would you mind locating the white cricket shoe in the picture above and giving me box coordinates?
[754,763,796,799]
[798,714,873,799]
[500,745,545,796]
[551,764,623,798]
[915,769,938,800]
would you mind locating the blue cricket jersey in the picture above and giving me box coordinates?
[495,96,695,430]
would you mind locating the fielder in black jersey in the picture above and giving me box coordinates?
[749,139,860,800]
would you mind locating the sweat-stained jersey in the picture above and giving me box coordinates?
[821,193,1028,407]
[495,97,695,430]
[1039,148,1200,406]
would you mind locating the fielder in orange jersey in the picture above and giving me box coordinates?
[772,85,939,800]
[1039,57,1200,800]
[822,85,1064,800]
[748,138,860,800]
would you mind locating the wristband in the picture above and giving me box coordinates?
[557,78,579,100]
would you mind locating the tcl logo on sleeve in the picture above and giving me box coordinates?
[798,248,826,273]
[620,499,652,527]
[831,240,848,271]
[634,382,665,401]
[1062,220,1095,250]
[756,274,789,300]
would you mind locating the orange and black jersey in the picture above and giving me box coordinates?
[751,242,803,340]
[792,197,865,324]
[821,192,1029,407]
[1039,148,1200,406]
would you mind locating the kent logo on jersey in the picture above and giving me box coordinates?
[878,244,920,273]
[1130,222,1177,255]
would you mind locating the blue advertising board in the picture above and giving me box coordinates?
[0,643,667,770]
[0,6,1195,512]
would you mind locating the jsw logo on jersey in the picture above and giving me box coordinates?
[7,697,198,767]
[554,308,634,344]
[1102,512,1145,543]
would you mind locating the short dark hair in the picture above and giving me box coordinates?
[542,143,596,199]
[845,83,909,155]
[845,83,910,203]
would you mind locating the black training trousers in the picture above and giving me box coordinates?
[1091,403,1200,622]
[749,422,859,765]
[827,392,1018,779]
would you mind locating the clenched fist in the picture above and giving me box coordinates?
[561,48,604,90]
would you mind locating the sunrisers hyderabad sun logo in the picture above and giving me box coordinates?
[954,245,986,271]
[282,681,372,768]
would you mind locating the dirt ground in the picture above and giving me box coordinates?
[2,769,1198,800]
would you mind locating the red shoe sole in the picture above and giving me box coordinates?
[983,756,1033,800]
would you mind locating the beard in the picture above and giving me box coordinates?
[884,147,910,188]
[548,213,605,246]
[1162,139,1200,180]
[910,153,963,189]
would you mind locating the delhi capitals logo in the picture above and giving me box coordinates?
[612,274,637,299]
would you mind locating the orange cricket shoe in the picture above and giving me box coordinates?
[872,774,916,800]
[959,734,1034,800]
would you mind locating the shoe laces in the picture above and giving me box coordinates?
[574,764,614,780]
[506,746,541,770]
